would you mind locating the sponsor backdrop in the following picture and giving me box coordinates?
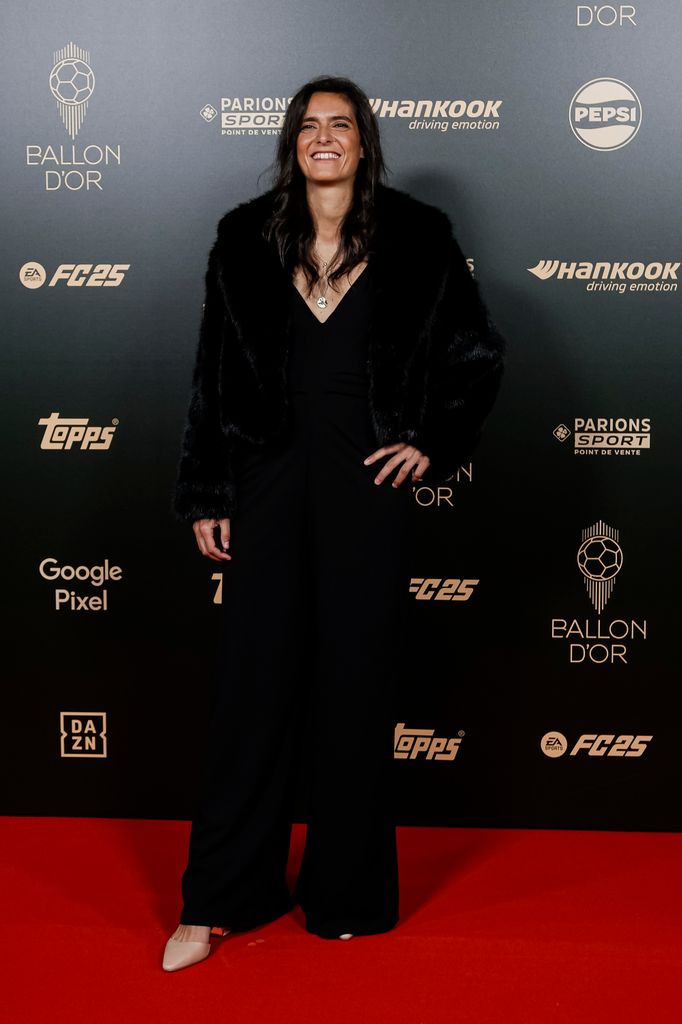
[2,1,680,830]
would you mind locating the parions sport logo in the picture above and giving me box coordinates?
[26,42,122,192]
[20,262,130,288]
[201,96,290,135]
[201,95,503,136]
[541,731,651,758]
[527,259,678,293]
[551,520,647,665]
[569,77,641,150]
[553,417,651,455]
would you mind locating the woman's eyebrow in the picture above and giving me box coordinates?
[301,113,353,121]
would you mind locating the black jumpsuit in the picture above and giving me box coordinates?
[179,261,415,938]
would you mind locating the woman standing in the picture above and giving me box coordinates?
[164,75,505,971]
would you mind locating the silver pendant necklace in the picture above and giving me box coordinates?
[314,248,330,308]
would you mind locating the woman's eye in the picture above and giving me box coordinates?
[300,121,350,130]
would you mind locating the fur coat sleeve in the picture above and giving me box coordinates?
[172,227,239,523]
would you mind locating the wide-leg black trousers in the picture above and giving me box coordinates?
[179,282,415,938]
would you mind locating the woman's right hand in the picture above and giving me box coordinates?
[192,518,232,561]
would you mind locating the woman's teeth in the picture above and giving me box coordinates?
[313,153,339,160]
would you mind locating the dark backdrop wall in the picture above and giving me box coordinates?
[2,0,680,830]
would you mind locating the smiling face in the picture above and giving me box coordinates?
[295,91,365,186]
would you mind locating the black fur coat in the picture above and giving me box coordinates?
[172,182,505,522]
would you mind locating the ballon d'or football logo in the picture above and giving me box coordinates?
[49,41,95,140]
[577,520,623,613]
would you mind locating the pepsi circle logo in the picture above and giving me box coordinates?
[569,77,642,151]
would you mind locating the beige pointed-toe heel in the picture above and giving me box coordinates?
[339,933,354,940]
[162,926,230,973]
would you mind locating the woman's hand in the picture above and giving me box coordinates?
[192,518,232,561]
[363,443,430,486]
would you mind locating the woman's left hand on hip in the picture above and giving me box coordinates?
[363,443,430,487]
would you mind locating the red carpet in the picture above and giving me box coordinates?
[1,817,679,1023]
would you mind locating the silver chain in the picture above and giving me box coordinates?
[313,246,331,309]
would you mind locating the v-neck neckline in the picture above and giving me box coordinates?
[290,262,369,326]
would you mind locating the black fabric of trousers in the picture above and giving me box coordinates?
[179,263,415,937]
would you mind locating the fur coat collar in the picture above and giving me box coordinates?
[173,182,505,522]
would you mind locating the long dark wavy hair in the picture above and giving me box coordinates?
[259,75,389,296]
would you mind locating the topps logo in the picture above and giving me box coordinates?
[409,578,479,601]
[394,723,463,761]
[38,412,117,450]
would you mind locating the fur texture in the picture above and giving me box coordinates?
[172,182,505,522]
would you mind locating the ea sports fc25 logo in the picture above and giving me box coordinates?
[569,78,641,150]
[541,732,651,758]
[409,578,478,601]
[20,263,130,288]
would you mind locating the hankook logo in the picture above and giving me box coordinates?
[370,98,502,132]
[527,260,678,293]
